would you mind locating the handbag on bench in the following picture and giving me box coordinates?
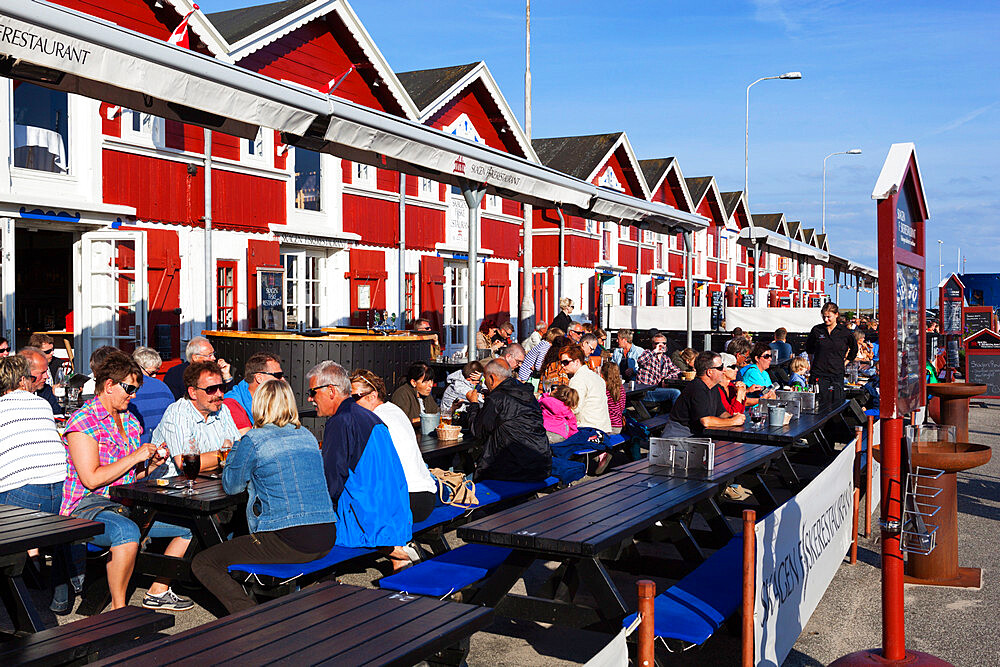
[429,468,479,509]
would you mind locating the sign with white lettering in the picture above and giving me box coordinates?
[754,444,855,666]
[896,263,922,415]
[256,267,285,331]
[895,185,918,253]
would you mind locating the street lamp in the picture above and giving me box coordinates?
[937,239,944,293]
[821,149,862,236]
[745,71,801,210]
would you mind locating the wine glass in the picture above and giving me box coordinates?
[181,438,200,494]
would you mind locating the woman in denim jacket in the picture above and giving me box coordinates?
[192,379,336,615]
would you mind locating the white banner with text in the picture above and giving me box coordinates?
[754,443,855,666]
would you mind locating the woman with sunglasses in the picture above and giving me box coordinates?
[61,351,193,611]
[0,337,9,357]
[222,353,284,436]
[738,342,775,391]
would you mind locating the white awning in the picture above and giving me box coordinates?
[589,188,708,232]
[0,0,328,139]
[739,226,829,261]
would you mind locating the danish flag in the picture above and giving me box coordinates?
[168,5,199,49]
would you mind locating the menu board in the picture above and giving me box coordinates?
[778,296,791,307]
[964,308,994,335]
[741,292,755,308]
[624,282,635,306]
[941,300,962,335]
[710,291,724,330]
[966,331,1000,398]
[257,268,285,331]
[673,285,686,307]
[895,263,922,414]
[895,184,918,252]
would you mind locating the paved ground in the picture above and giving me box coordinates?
[5,402,998,665]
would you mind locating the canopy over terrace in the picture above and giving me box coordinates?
[0,0,706,349]
[827,253,878,316]
[739,224,830,311]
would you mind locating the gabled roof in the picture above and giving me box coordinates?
[800,227,817,246]
[639,157,694,212]
[785,220,803,241]
[814,233,829,251]
[208,0,314,43]
[752,213,788,235]
[533,132,649,198]
[720,191,750,230]
[871,142,929,220]
[396,63,479,112]
[684,177,712,208]
[210,0,419,119]
[397,61,536,160]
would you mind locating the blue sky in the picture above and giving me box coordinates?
[198,0,999,306]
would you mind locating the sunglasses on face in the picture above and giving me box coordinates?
[118,382,139,396]
[559,359,573,366]
[351,390,373,401]
[196,383,225,395]
[0,346,9,353]
[727,364,739,370]
[258,371,284,380]
[308,384,333,398]
[41,347,55,355]
[709,365,724,371]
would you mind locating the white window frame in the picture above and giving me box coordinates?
[241,127,267,165]
[353,161,375,189]
[418,176,438,201]
[293,148,323,212]
[585,220,598,235]
[484,194,502,214]
[282,249,326,329]
[443,262,469,355]
[11,82,73,176]
[120,109,165,149]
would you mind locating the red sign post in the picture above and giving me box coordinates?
[832,144,949,666]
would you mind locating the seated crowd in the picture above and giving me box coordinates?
[0,316,840,620]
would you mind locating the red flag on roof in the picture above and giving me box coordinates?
[321,65,355,94]
[168,5,199,49]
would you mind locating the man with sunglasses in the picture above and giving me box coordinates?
[635,333,683,411]
[164,336,234,400]
[665,351,745,437]
[152,361,240,478]
[223,353,284,435]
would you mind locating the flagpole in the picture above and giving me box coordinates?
[519,0,535,341]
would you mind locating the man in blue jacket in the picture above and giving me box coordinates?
[307,360,411,549]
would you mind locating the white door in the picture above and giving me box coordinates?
[443,262,468,355]
[80,231,147,365]
[0,218,14,345]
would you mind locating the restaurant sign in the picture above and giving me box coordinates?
[895,184,918,253]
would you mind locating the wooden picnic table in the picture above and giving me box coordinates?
[457,470,723,629]
[702,400,856,454]
[623,382,654,419]
[419,432,479,471]
[92,581,494,667]
[0,504,102,634]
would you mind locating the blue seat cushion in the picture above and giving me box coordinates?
[621,536,743,645]
[380,544,511,597]
[865,409,879,418]
[574,434,626,456]
[411,476,556,535]
[227,546,372,580]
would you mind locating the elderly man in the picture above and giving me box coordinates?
[307,360,410,549]
[666,351,746,437]
[18,347,61,414]
[611,329,644,381]
[498,343,526,373]
[635,333,683,410]
[223,353,284,434]
[164,336,233,400]
[471,359,552,482]
[129,347,175,445]
[152,361,240,477]
[566,321,586,345]
[521,322,546,352]
[28,333,64,384]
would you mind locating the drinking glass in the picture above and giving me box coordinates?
[181,439,200,494]
[750,405,766,430]
[219,439,233,466]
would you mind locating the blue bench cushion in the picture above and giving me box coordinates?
[227,546,373,581]
[574,433,626,456]
[412,476,557,534]
[622,536,743,645]
[379,544,511,597]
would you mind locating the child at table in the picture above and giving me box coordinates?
[539,385,578,444]
[601,362,626,435]
[789,357,810,388]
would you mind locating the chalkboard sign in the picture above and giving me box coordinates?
[673,285,686,307]
[710,291,724,330]
[778,296,791,307]
[941,299,962,335]
[966,332,1000,398]
[896,263,922,415]
[741,292,754,307]
[257,267,286,331]
[963,308,994,336]
[810,296,822,308]
[624,282,635,306]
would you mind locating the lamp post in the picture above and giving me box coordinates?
[937,239,944,301]
[822,149,862,236]
[745,71,801,210]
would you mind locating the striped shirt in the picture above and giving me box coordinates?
[0,391,66,494]
[60,397,141,515]
[606,389,626,429]
[519,340,552,382]
[151,398,240,477]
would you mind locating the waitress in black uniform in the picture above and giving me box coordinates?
[806,302,859,410]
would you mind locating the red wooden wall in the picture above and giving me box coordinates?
[103,150,204,225]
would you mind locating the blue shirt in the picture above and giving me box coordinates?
[611,344,645,379]
[738,364,772,389]
[128,376,174,444]
[769,341,793,364]
[223,423,336,534]
[151,398,240,477]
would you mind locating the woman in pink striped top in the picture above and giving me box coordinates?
[602,362,626,434]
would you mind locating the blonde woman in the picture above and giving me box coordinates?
[192,379,336,615]
[551,297,574,333]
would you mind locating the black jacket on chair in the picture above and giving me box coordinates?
[471,378,552,482]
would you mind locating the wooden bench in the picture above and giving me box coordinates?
[0,606,173,666]
[379,544,513,598]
